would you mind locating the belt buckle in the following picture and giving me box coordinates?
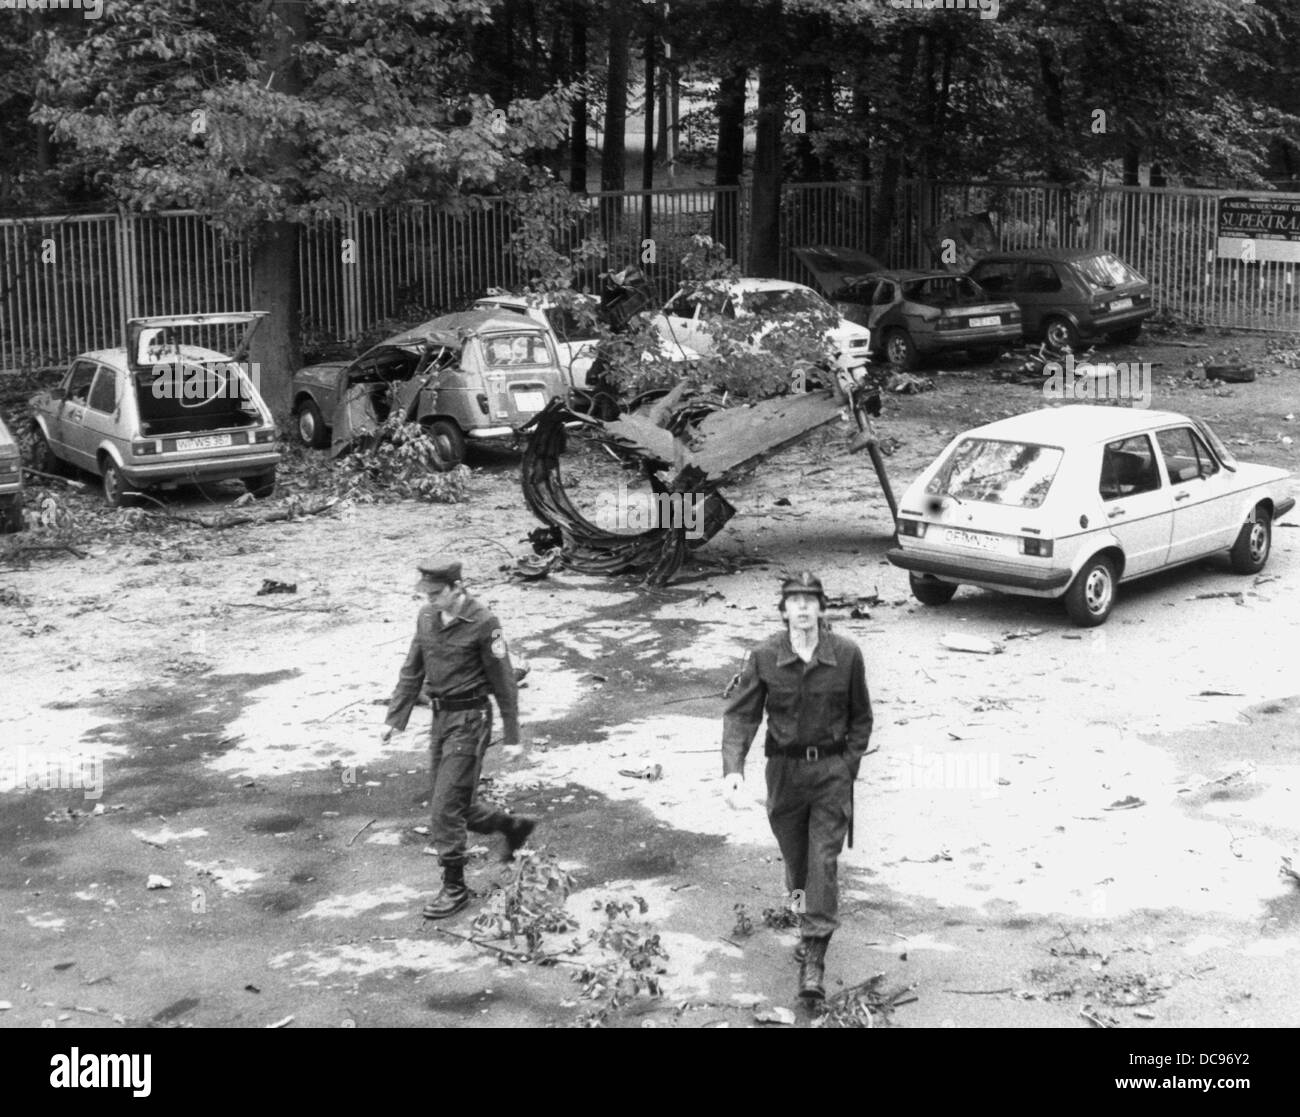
[430,696,444,712]
[804,746,819,762]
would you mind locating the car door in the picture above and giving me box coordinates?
[75,364,124,472]
[1155,426,1237,564]
[54,360,101,468]
[1097,434,1173,576]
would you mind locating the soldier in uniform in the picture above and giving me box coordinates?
[381,557,536,919]
[721,571,874,999]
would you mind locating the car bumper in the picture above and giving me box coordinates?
[1081,305,1154,336]
[887,545,1073,592]
[466,426,519,440]
[1275,496,1296,519]
[121,450,280,486]
[920,325,1022,353]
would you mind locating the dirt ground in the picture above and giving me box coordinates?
[2,327,1300,1030]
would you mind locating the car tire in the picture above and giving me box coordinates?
[1043,316,1080,351]
[0,494,22,534]
[101,459,135,508]
[244,469,278,499]
[885,329,918,371]
[1064,553,1117,627]
[424,419,466,471]
[1229,504,1271,574]
[909,573,957,606]
[30,426,62,475]
[295,399,330,448]
[1109,323,1143,345]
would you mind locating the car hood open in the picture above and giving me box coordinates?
[793,245,887,296]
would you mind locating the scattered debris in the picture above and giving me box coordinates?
[145,875,172,890]
[1104,796,1145,811]
[814,972,916,1028]
[347,819,376,846]
[940,633,1002,655]
[732,904,755,938]
[1189,591,1244,603]
[267,1015,294,1029]
[1002,628,1043,641]
[1196,690,1244,697]
[754,1006,797,1026]
[1281,856,1300,886]
[256,579,297,596]
[1204,364,1256,383]
[617,764,663,782]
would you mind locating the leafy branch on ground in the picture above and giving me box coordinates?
[334,409,470,504]
[573,894,668,1027]
[470,851,580,958]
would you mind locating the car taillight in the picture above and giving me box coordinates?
[0,456,19,478]
[477,393,490,416]
[1091,302,1108,315]
[131,440,159,456]
[1020,537,1054,557]
[937,317,963,331]
[898,518,924,537]
[1007,309,1021,322]
[252,429,276,444]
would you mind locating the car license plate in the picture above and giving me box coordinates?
[943,527,1003,552]
[969,315,1000,328]
[1110,297,1133,311]
[176,434,231,451]
[511,390,547,413]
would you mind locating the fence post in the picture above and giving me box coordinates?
[342,202,361,339]
[115,210,138,344]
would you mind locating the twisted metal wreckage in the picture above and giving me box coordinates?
[520,374,900,586]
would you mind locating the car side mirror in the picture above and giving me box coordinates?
[49,387,66,401]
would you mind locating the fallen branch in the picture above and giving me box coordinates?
[1079,1008,1110,1029]
[423,923,586,968]
[22,467,86,488]
[150,497,340,531]
[347,818,376,847]
[228,601,342,614]
[942,987,1013,996]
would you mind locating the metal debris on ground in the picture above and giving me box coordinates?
[256,579,297,596]
[940,633,1003,655]
[520,375,896,586]
[1104,796,1146,811]
[754,1006,797,1026]
[617,764,663,782]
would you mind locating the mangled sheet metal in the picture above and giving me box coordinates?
[521,387,855,585]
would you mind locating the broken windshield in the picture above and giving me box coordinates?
[1075,254,1143,290]
[925,438,1064,508]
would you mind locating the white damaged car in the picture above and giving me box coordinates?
[887,405,1295,626]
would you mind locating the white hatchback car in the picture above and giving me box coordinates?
[887,406,1295,626]
[649,278,873,373]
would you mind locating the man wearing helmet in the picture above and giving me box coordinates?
[720,571,874,1001]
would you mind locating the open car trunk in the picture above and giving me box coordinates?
[134,366,263,437]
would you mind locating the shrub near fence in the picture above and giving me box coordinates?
[3,181,1299,373]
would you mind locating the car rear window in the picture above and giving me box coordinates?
[481,333,553,367]
[741,288,831,317]
[926,438,1064,509]
[1075,253,1143,289]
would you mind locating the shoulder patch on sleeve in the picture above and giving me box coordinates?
[489,628,508,659]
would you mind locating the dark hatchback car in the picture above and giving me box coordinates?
[795,246,1022,370]
[967,248,1154,350]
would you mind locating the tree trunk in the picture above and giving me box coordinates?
[712,64,747,255]
[870,27,919,263]
[642,25,656,242]
[600,0,631,235]
[748,53,784,278]
[250,222,300,416]
[249,0,306,417]
[569,6,588,192]
[1035,39,1073,184]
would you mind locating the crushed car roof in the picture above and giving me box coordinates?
[975,247,1120,263]
[383,310,549,348]
[966,405,1195,446]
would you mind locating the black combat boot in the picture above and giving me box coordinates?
[422,859,470,919]
[500,816,537,862]
[798,936,830,1000]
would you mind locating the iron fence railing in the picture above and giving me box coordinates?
[4,181,1298,371]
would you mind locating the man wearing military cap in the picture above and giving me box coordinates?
[721,570,874,1000]
[382,556,536,919]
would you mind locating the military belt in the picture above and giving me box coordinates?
[429,692,488,712]
[768,744,846,761]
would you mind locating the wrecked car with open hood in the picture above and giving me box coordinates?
[795,245,1022,370]
[291,310,568,469]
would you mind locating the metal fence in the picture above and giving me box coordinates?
[4,180,1298,371]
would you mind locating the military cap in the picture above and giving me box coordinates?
[416,556,462,588]
[780,570,826,601]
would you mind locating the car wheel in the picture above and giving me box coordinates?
[1064,553,1117,627]
[244,469,278,499]
[1229,504,1271,574]
[1043,316,1080,351]
[101,459,134,508]
[295,400,330,448]
[0,494,22,534]
[885,329,918,371]
[909,573,957,606]
[424,419,466,472]
[1109,323,1143,345]
[30,426,62,475]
